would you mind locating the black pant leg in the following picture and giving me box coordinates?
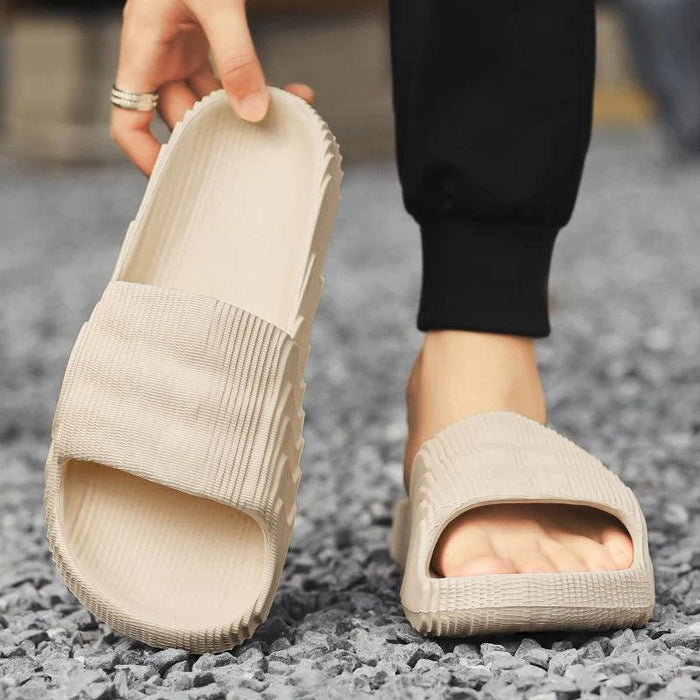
[389,0,596,337]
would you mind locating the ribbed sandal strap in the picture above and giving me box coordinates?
[410,412,642,539]
[51,281,303,527]
[402,412,655,631]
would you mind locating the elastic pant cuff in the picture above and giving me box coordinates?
[418,220,558,337]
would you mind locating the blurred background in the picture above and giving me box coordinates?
[1,4,700,698]
[1,0,700,163]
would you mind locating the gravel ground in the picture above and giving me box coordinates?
[1,128,700,699]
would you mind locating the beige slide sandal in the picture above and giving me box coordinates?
[390,411,655,636]
[44,87,342,652]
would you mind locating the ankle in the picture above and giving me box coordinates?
[422,329,539,372]
[404,330,547,488]
[416,331,546,418]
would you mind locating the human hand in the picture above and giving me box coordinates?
[112,0,314,175]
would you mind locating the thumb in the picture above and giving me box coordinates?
[194,0,268,121]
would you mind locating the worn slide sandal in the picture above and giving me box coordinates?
[44,88,342,652]
[390,412,655,636]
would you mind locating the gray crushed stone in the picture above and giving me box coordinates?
[1,128,700,698]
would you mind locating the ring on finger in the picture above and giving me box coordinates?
[110,84,159,112]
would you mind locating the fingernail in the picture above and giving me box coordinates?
[237,91,268,122]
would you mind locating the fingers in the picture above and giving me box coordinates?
[194,0,269,121]
[284,82,315,104]
[160,74,313,130]
[110,108,160,176]
[157,81,198,129]
[188,65,222,98]
[188,67,314,105]
[111,4,164,175]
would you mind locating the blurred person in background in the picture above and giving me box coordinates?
[111,1,637,589]
[621,0,700,155]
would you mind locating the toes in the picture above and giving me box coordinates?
[558,534,618,571]
[602,526,634,569]
[510,547,557,574]
[452,556,517,576]
[431,515,519,577]
[580,543,618,571]
[429,505,634,579]
[539,538,588,572]
[431,519,502,577]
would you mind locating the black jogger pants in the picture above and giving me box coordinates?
[389,1,596,337]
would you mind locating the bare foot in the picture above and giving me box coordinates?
[404,331,634,577]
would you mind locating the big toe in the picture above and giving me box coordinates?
[431,520,517,577]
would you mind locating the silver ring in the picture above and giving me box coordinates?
[110,84,159,112]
